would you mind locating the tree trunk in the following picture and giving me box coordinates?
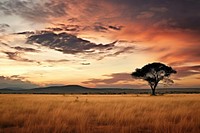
[152,89,156,95]
[151,82,158,95]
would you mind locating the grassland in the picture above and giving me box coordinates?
[0,94,199,133]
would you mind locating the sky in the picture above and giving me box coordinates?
[0,0,199,89]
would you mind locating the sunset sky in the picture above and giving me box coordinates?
[0,0,199,89]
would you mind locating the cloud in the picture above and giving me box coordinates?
[49,23,122,33]
[0,76,38,89]
[67,18,79,23]
[0,42,9,47]
[45,59,70,63]
[52,24,80,32]
[26,31,135,60]
[81,63,91,65]
[150,7,168,12]
[82,72,146,88]
[0,40,40,62]
[0,0,67,22]
[16,31,36,35]
[83,73,132,84]
[174,65,200,79]
[94,25,108,32]
[91,83,144,89]
[63,25,80,32]
[159,46,200,65]
[12,46,40,52]
[0,23,12,35]
[1,0,199,33]
[46,27,63,32]
[97,46,135,60]
[136,11,155,19]
[27,31,115,54]
[108,25,123,31]
[0,41,40,53]
[88,23,124,32]
[108,0,200,31]
[169,18,200,31]
[3,51,38,63]
[0,23,10,32]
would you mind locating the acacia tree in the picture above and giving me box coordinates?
[131,62,177,95]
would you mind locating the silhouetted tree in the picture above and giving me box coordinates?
[131,62,177,95]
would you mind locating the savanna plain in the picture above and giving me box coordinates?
[0,94,199,133]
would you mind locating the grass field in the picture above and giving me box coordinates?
[0,94,199,133]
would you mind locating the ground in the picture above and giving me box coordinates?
[0,94,199,133]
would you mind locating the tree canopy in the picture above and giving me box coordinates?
[131,62,177,95]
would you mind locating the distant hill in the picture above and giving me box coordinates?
[0,87,24,90]
[30,85,95,93]
[0,88,15,91]
[0,85,200,94]
[29,85,146,94]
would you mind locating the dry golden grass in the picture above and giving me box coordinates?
[0,94,199,133]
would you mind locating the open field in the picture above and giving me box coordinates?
[0,94,199,133]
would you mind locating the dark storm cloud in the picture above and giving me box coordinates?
[27,31,116,54]
[0,0,67,22]
[0,76,38,89]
